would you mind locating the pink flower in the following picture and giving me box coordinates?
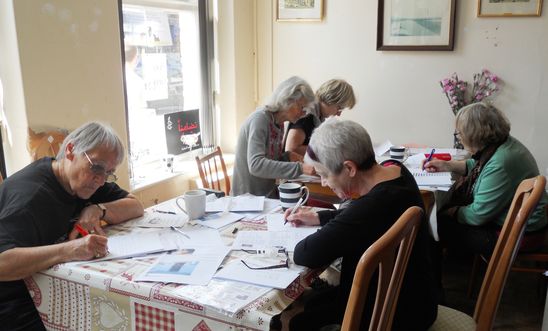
[440,69,500,115]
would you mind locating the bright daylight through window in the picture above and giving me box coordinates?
[122,0,213,189]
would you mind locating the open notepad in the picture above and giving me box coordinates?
[410,169,452,187]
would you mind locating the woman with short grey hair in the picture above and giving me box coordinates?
[285,117,437,330]
[285,79,356,155]
[425,102,547,254]
[232,76,316,197]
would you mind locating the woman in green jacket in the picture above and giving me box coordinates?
[424,102,547,254]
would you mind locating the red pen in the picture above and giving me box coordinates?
[74,224,89,237]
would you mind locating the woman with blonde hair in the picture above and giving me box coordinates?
[285,78,356,155]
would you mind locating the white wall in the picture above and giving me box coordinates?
[0,0,131,189]
[255,0,548,177]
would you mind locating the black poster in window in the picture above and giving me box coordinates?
[164,109,202,155]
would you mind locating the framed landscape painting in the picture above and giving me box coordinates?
[377,0,456,51]
[277,0,323,22]
[478,0,543,17]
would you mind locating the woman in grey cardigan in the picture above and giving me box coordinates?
[232,76,316,197]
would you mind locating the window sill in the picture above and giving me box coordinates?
[130,152,235,192]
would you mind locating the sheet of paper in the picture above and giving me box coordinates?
[231,227,319,252]
[194,212,244,229]
[94,230,177,262]
[150,198,184,214]
[133,210,188,227]
[173,279,271,316]
[206,196,265,212]
[135,246,230,285]
[410,168,452,187]
[239,198,282,220]
[162,226,226,249]
[374,139,392,157]
[214,259,301,289]
[405,153,427,168]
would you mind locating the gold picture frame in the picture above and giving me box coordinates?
[478,0,543,17]
[276,0,324,22]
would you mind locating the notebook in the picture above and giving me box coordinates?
[410,169,452,187]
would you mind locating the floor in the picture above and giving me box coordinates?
[442,252,546,330]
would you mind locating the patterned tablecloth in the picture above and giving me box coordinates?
[28,215,320,331]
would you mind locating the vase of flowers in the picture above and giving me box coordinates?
[440,69,500,148]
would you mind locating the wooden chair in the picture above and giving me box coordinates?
[429,175,547,331]
[195,146,230,195]
[341,206,423,331]
[468,204,548,298]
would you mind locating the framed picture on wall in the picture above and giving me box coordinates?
[276,0,323,22]
[377,0,456,51]
[478,0,543,17]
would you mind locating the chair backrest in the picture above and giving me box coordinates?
[341,206,423,331]
[473,175,546,330]
[195,146,230,195]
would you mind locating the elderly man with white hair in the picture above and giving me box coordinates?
[0,121,144,330]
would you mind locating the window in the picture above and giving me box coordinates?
[122,0,215,189]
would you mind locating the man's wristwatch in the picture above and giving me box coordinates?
[96,203,107,219]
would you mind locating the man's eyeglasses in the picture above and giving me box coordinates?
[83,151,118,183]
[240,248,290,270]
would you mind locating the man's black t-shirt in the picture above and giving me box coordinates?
[0,157,128,330]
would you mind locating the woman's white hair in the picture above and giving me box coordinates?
[265,76,315,113]
[57,121,124,164]
[306,117,375,174]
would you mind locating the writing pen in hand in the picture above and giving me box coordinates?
[74,223,89,237]
[423,148,436,170]
[284,196,304,225]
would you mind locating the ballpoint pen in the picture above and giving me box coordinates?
[284,196,304,225]
[423,148,436,170]
[154,209,176,215]
[170,226,191,239]
[74,223,89,237]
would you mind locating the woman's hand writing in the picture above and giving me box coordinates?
[283,206,320,227]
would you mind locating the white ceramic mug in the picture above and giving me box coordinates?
[278,183,309,210]
[176,190,206,220]
[390,145,406,161]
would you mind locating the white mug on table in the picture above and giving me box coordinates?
[176,190,206,220]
